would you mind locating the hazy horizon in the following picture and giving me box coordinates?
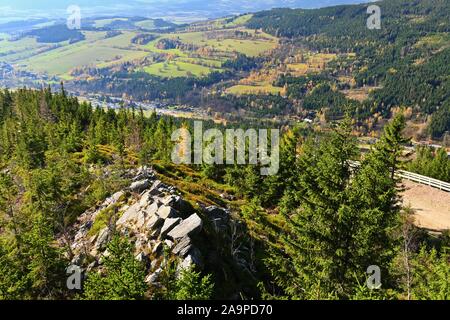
[0,0,375,23]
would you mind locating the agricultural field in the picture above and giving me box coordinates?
[170,28,278,57]
[0,37,57,61]
[142,60,220,78]
[2,31,150,79]
[0,16,279,83]
[137,24,278,78]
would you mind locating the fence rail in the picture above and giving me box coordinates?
[397,170,450,192]
[348,160,450,192]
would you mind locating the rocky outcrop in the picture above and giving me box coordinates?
[67,166,218,285]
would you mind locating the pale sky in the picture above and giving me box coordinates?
[0,0,374,22]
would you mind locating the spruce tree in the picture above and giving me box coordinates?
[83,236,147,300]
[266,118,358,299]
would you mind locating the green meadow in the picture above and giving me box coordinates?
[143,60,221,77]
[1,19,278,80]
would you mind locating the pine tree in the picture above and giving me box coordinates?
[347,114,407,287]
[0,239,28,299]
[23,214,67,299]
[412,247,450,300]
[261,128,300,208]
[266,118,358,299]
[169,267,214,300]
[266,115,407,299]
[83,236,147,300]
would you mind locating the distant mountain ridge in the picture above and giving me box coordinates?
[0,0,373,22]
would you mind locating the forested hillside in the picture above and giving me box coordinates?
[1,87,449,300]
[247,0,450,136]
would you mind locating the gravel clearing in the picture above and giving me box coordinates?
[401,180,450,231]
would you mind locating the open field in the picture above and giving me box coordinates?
[24,45,146,77]
[94,18,128,28]
[226,84,281,95]
[144,38,187,56]
[414,33,450,49]
[178,57,223,68]
[0,37,53,58]
[143,60,220,77]
[139,26,277,77]
[287,63,309,75]
[135,20,157,29]
[170,29,278,57]
[342,86,380,102]
[1,20,279,82]
[224,14,253,27]
[10,31,149,78]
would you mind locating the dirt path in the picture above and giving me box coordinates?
[401,180,450,231]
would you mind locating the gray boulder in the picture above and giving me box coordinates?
[160,218,182,239]
[178,249,202,271]
[116,202,140,227]
[103,191,125,207]
[139,190,153,207]
[150,259,159,270]
[144,201,159,216]
[162,195,181,207]
[157,205,178,219]
[86,260,99,272]
[135,211,147,229]
[163,195,192,216]
[168,213,203,240]
[145,214,164,231]
[135,252,148,264]
[164,239,174,249]
[130,179,150,193]
[152,241,163,254]
[149,228,160,240]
